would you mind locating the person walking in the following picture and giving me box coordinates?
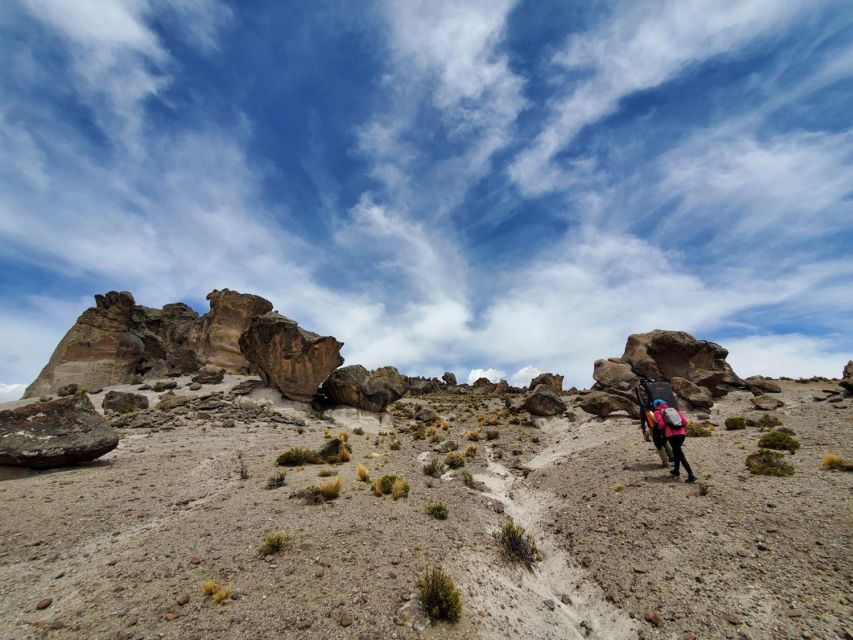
[652,399,697,483]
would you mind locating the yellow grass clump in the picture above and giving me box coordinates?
[356,463,370,482]
[821,454,853,471]
[465,444,478,457]
[392,476,409,500]
[317,476,342,500]
[213,585,232,604]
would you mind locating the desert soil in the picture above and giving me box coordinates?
[0,378,850,640]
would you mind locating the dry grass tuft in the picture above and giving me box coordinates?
[821,454,853,471]
[201,580,217,596]
[445,452,465,469]
[465,444,477,457]
[465,431,481,442]
[317,476,342,500]
[356,463,370,482]
[258,532,291,557]
[418,567,461,622]
[391,476,409,500]
[213,585,232,604]
[496,520,542,570]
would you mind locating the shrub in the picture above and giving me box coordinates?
[201,580,217,596]
[496,520,541,570]
[392,476,409,500]
[202,580,231,604]
[317,476,342,500]
[686,422,713,437]
[465,444,477,457]
[356,463,370,482]
[757,431,801,453]
[423,457,444,478]
[749,414,782,429]
[426,501,448,520]
[265,472,286,490]
[258,532,291,557]
[465,431,481,442]
[613,482,624,492]
[821,454,853,471]
[725,417,747,430]
[389,440,401,450]
[276,448,321,466]
[418,567,461,623]
[746,450,794,476]
[318,469,335,477]
[486,430,499,440]
[445,452,465,469]
[461,469,476,488]
[353,427,364,435]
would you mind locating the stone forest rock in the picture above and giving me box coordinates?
[406,377,443,396]
[592,359,638,391]
[472,377,496,391]
[191,367,225,385]
[522,384,566,416]
[238,312,344,402]
[840,361,853,392]
[0,395,118,468]
[529,373,563,395]
[102,391,149,414]
[442,371,457,386]
[745,376,783,394]
[188,289,272,372]
[321,365,409,413]
[578,390,640,419]
[669,377,714,409]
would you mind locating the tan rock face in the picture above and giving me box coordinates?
[621,330,742,396]
[321,365,408,413]
[189,289,272,372]
[0,395,118,467]
[238,312,344,402]
[592,359,638,391]
[522,384,566,416]
[529,373,564,394]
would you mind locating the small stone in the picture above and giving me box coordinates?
[339,611,353,627]
[164,611,179,621]
[189,383,202,391]
[644,610,662,627]
[35,597,53,610]
[544,599,555,611]
[633,564,648,573]
[190,556,202,565]
[176,593,189,606]
[560,594,572,605]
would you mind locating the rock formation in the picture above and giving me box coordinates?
[238,312,344,402]
[745,376,782,394]
[406,377,443,396]
[840,361,853,393]
[529,373,563,395]
[322,365,409,413]
[188,289,272,372]
[578,390,641,418]
[25,289,273,398]
[584,330,743,416]
[191,367,226,385]
[522,384,566,416]
[442,372,457,386]
[472,377,496,391]
[102,391,149,414]
[0,395,118,467]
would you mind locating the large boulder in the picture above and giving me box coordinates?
[840,361,853,393]
[102,391,149,414]
[472,377,497,392]
[621,330,742,396]
[522,384,566,416]
[192,366,226,385]
[578,391,640,419]
[238,312,344,402]
[752,395,784,411]
[745,376,782,394]
[442,372,457,386]
[407,377,443,396]
[0,395,119,468]
[322,365,408,413]
[592,359,638,391]
[188,289,273,372]
[670,377,713,410]
[529,373,563,395]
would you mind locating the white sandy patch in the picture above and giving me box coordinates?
[325,406,393,434]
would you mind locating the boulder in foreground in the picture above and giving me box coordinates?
[0,395,118,468]
[522,384,566,416]
[578,390,640,419]
[322,365,408,413]
[238,312,344,402]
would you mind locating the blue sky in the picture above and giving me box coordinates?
[1,0,852,400]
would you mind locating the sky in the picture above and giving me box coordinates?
[1,0,852,401]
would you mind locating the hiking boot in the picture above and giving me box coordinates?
[670,469,680,477]
[685,475,697,483]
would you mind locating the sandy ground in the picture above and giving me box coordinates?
[0,378,850,640]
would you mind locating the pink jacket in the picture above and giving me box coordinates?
[653,402,687,438]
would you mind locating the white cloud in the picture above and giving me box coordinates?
[509,0,814,195]
[510,365,541,388]
[724,334,850,379]
[0,384,27,403]
[467,368,506,384]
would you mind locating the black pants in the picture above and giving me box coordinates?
[667,434,693,477]
[651,427,667,450]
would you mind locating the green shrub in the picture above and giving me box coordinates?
[725,417,747,430]
[276,448,321,466]
[757,431,800,453]
[486,430,499,440]
[445,452,465,469]
[496,520,541,570]
[426,501,448,520]
[258,532,291,556]
[748,414,782,429]
[372,474,408,499]
[418,567,461,623]
[461,469,477,489]
[265,472,286,489]
[686,422,713,437]
[746,450,794,476]
[423,457,444,478]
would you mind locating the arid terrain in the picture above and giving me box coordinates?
[1,376,850,640]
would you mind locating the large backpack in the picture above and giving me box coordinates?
[662,407,684,429]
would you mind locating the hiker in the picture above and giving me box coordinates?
[642,406,673,468]
[652,399,697,483]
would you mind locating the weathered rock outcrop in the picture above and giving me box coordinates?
[188,289,272,372]
[752,395,784,411]
[745,376,782,394]
[472,377,496,392]
[621,330,742,396]
[522,384,566,416]
[0,395,118,467]
[529,373,563,395]
[670,377,713,409]
[192,367,226,385]
[442,372,457,386]
[102,391,149,414]
[840,361,853,393]
[322,365,408,413]
[406,377,443,396]
[578,390,641,418]
[238,312,344,402]
[25,289,276,398]
[592,359,639,391]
